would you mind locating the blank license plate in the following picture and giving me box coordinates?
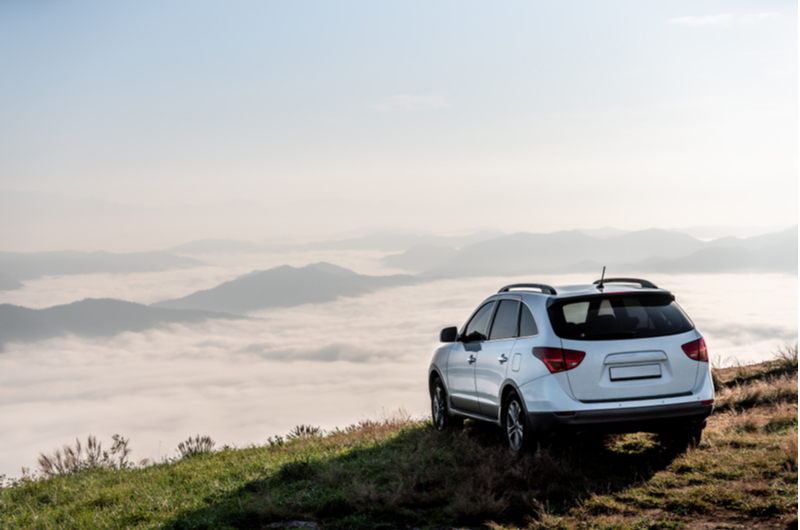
[610,364,662,381]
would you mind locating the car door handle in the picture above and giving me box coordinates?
[498,354,508,364]
[468,355,476,364]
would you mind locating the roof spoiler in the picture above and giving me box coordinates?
[592,277,658,289]
[498,283,557,295]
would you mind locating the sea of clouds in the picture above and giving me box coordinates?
[0,252,796,477]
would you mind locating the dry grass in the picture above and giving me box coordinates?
[716,373,796,409]
[781,431,798,470]
[773,342,799,370]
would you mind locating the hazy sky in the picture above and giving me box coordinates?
[0,0,797,242]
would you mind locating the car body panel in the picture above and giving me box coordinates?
[474,337,513,417]
[446,340,481,413]
[560,330,702,402]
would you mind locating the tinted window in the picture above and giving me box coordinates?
[518,304,539,337]
[489,300,519,340]
[463,302,495,341]
[547,293,693,340]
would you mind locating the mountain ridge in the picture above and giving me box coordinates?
[0,299,244,350]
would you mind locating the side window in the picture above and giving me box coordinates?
[463,302,496,341]
[489,300,520,340]
[518,304,539,337]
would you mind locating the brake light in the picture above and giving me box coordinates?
[682,338,708,362]
[532,347,586,373]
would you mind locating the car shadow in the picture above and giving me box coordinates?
[162,420,689,530]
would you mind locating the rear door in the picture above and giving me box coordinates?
[560,334,700,401]
[550,293,701,402]
[475,298,519,419]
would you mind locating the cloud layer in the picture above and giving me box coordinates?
[0,272,795,477]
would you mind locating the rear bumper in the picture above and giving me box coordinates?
[528,401,713,436]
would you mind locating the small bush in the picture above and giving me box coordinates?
[37,434,131,477]
[773,343,798,371]
[286,425,323,441]
[176,435,216,458]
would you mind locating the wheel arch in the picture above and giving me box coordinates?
[429,367,446,397]
[500,379,528,415]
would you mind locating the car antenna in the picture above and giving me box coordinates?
[597,266,606,290]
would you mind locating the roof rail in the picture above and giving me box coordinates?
[592,277,658,289]
[498,283,557,295]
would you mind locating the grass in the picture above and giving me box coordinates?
[1,349,797,530]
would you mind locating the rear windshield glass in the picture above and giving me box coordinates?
[547,293,694,341]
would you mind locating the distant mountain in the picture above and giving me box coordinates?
[670,225,793,240]
[152,262,419,314]
[381,245,459,272]
[420,227,798,278]
[264,231,504,253]
[577,227,630,239]
[420,229,700,277]
[0,272,22,291]
[626,227,798,274]
[0,299,244,350]
[0,251,204,280]
[165,239,265,255]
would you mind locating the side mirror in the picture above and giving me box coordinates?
[460,331,486,343]
[440,326,458,343]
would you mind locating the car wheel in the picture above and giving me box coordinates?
[431,379,462,430]
[503,392,530,452]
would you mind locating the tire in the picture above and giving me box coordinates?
[503,391,531,452]
[431,378,462,430]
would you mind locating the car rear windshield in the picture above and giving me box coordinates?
[547,293,694,341]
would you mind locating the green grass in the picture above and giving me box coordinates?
[2,359,797,530]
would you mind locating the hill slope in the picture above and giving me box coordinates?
[2,354,796,529]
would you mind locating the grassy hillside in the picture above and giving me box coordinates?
[1,352,796,530]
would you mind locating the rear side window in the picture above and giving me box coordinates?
[548,293,693,340]
[518,304,539,337]
[489,300,519,340]
[463,301,496,341]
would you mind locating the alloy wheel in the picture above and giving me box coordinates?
[506,399,524,451]
[433,385,446,430]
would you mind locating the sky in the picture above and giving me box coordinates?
[0,2,797,477]
[0,0,796,246]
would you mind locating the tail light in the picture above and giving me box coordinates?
[682,338,708,362]
[533,347,585,373]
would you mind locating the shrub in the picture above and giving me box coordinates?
[176,435,216,458]
[286,425,323,441]
[774,343,798,371]
[37,434,131,477]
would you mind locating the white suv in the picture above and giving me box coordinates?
[428,278,714,451]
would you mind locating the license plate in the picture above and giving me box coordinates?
[610,364,662,381]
